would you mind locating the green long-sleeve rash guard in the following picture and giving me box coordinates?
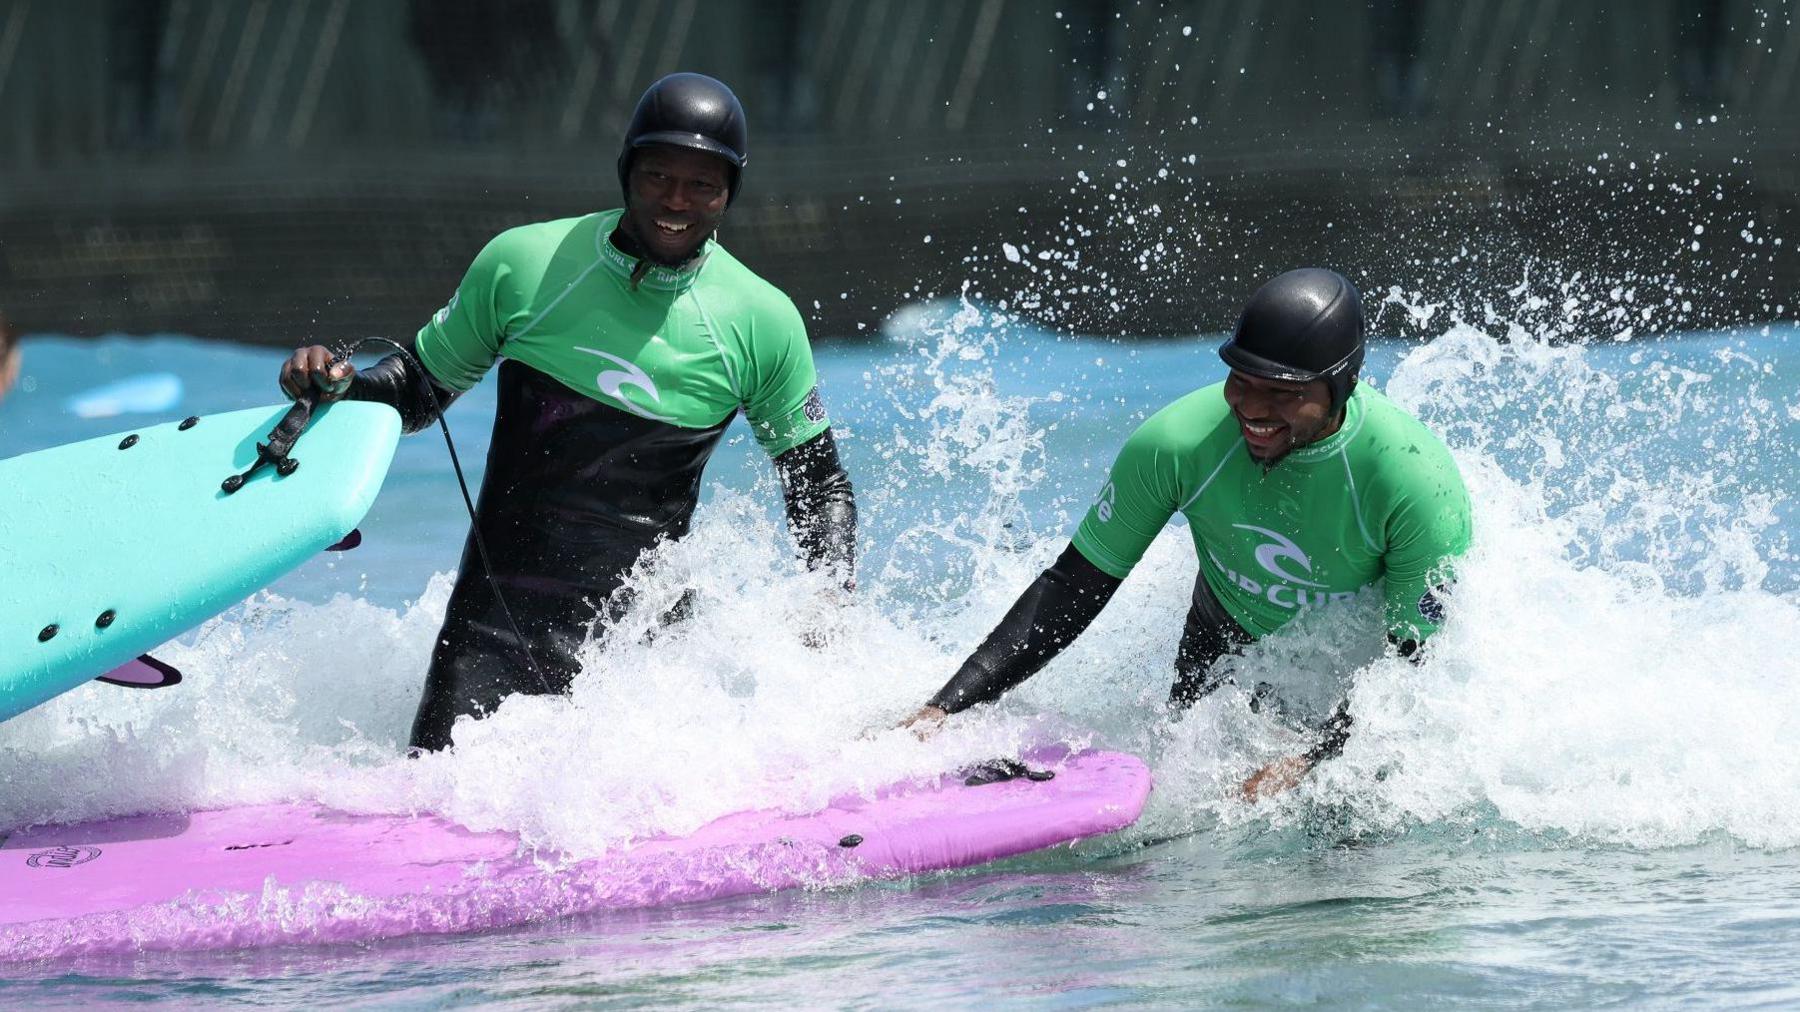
[415,208,830,457]
[1071,382,1472,643]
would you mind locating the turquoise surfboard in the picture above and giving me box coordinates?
[0,402,401,723]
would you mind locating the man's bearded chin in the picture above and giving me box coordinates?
[1246,441,1294,471]
[1243,409,1344,470]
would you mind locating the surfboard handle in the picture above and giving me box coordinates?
[961,759,1057,787]
[221,395,317,494]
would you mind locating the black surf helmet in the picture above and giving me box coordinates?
[617,73,748,206]
[1219,268,1366,412]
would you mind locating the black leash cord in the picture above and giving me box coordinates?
[328,337,555,696]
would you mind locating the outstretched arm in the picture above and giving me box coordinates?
[905,412,1181,733]
[1241,699,1354,800]
[1244,437,1473,800]
[281,226,518,430]
[1241,635,1421,802]
[918,543,1124,718]
[773,429,857,589]
[342,337,464,434]
[279,338,463,435]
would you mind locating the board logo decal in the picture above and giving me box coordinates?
[26,846,101,869]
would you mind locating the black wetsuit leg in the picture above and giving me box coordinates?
[352,332,860,751]
[1168,571,1254,708]
[404,361,733,752]
[408,531,653,752]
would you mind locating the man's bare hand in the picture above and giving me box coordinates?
[897,704,948,741]
[797,585,854,650]
[279,345,355,401]
[1241,755,1312,802]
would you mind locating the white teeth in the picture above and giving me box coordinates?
[656,220,690,233]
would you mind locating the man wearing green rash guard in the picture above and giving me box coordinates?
[905,269,1471,799]
[280,73,857,752]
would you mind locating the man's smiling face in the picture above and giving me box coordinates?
[1222,369,1340,463]
[619,144,731,266]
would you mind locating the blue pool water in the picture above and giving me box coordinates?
[0,308,1796,1005]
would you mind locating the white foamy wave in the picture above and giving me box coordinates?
[0,582,443,829]
[1246,322,1800,848]
[2,309,1795,855]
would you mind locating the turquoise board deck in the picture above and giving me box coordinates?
[0,402,401,722]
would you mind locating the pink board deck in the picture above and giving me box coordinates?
[0,748,1150,959]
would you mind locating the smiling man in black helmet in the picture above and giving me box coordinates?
[279,73,858,752]
[904,269,1471,799]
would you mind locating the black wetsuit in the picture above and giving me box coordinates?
[925,546,1353,763]
[925,381,1471,765]
[349,211,856,751]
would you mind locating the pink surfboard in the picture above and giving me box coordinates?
[0,748,1149,959]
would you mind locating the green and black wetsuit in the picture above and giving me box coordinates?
[347,210,856,750]
[929,381,1469,755]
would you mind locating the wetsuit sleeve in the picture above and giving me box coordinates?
[738,294,831,457]
[773,429,857,587]
[1303,701,1354,765]
[927,544,1123,713]
[1379,448,1473,645]
[412,233,518,393]
[1069,419,1185,579]
[343,336,464,435]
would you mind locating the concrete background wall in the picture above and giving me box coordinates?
[1,0,1794,342]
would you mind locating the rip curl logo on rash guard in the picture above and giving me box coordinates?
[574,346,674,422]
[1208,524,1366,612]
[1233,524,1326,588]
